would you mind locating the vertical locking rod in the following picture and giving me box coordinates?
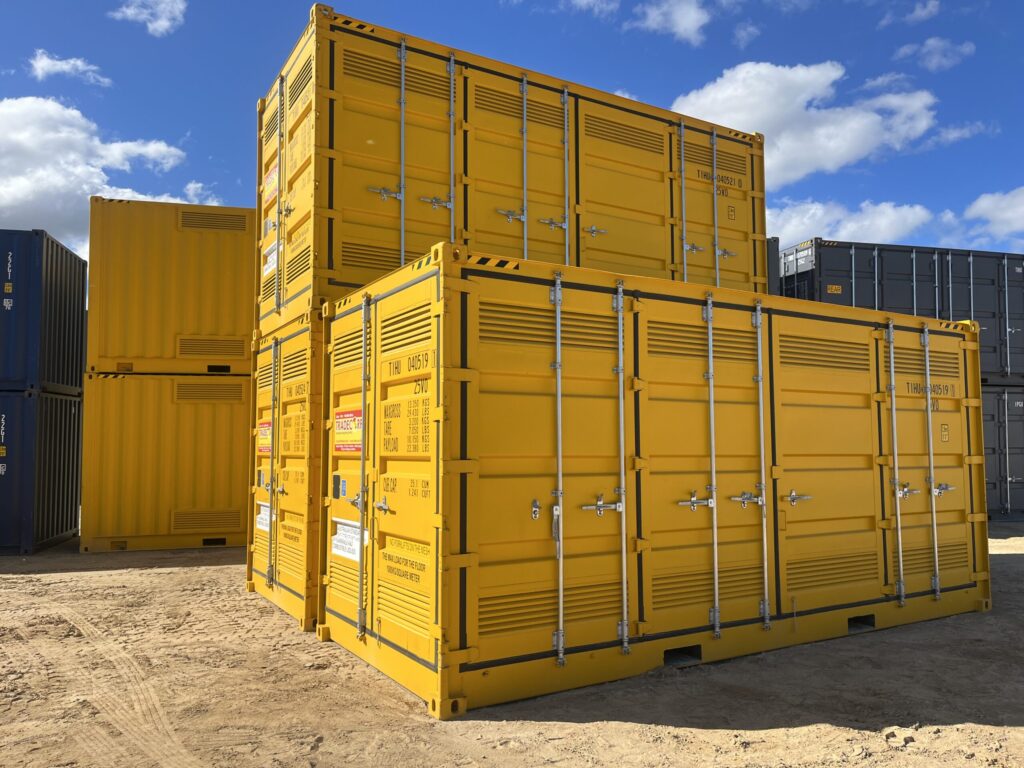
[850,244,856,308]
[912,249,918,317]
[356,297,371,636]
[921,326,941,599]
[753,302,771,629]
[969,252,975,321]
[562,87,570,266]
[873,247,880,311]
[521,75,529,260]
[679,121,689,282]
[947,251,953,321]
[266,337,280,586]
[274,75,285,313]
[1004,255,1012,376]
[398,40,407,265]
[552,273,566,665]
[711,129,721,287]
[1005,391,1012,516]
[887,321,907,606]
[447,53,456,243]
[614,282,630,652]
[705,293,721,637]
[933,251,940,319]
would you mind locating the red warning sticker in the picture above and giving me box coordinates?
[257,421,272,454]
[334,409,363,453]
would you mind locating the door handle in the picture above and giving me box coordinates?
[680,490,714,511]
[786,489,812,506]
[729,491,763,509]
[497,208,525,223]
[374,496,391,514]
[897,482,920,500]
[418,195,452,210]
[583,225,607,238]
[368,185,402,202]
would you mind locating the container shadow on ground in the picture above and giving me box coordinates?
[988,521,1024,539]
[0,536,245,574]
[467,548,1024,731]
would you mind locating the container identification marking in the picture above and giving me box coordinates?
[906,382,956,397]
[334,409,363,452]
[255,503,270,532]
[331,519,367,562]
[827,284,843,295]
[257,421,272,454]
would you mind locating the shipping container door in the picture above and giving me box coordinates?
[368,277,441,669]
[878,248,917,317]
[464,71,571,265]
[641,296,770,635]
[323,299,372,633]
[676,128,758,291]
[1004,254,1024,377]
[468,273,633,665]
[986,388,1024,518]
[969,255,1001,376]
[880,324,974,598]
[576,100,672,279]
[252,342,277,585]
[333,36,452,284]
[771,315,884,612]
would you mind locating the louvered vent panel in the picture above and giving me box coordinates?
[380,304,431,355]
[177,336,246,359]
[263,108,279,145]
[478,582,619,637]
[288,57,313,107]
[286,246,312,285]
[257,363,273,390]
[282,349,308,381]
[648,321,756,363]
[681,141,748,176]
[327,560,366,604]
[343,50,447,99]
[885,348,960,379]
[277,529,306,581]
[787,551,878,593]
[172,509,243,532]
[332,329,364,369]
[379,580,432,634]
[261,274,276,301]
[342,242,403,272]
[779,335,871,372]
[174,381,246,402]
[479,301,616,350]
[180,211,249,231]
[652,565,761,612]
[894,542,969,576]
[475,86,563,129]
[585,115,663,154]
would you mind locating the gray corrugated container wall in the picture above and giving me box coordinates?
[983,385,1024,522]
[774,238,1024,384]
[0,230,88,394]
[0,390,82,553]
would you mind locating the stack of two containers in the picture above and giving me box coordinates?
[80,199,255,552]
[0,230,86,554]
[249,5,990,719]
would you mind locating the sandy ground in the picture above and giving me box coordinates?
[0,528,1021,768]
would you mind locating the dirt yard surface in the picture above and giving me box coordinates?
[1,528,1021,768]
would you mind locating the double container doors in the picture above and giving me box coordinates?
[321,266,979,671]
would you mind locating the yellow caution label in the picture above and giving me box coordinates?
[827,284,843,295]
[0,446,6,457]
[3,282,11,294]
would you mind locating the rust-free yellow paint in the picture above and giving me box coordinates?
[256,4,767,335]
[80,374,250,552]
[88,197,256,375]
[308,243,990,718]
[246,312,326,631]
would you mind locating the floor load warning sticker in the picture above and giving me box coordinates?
[331,519,368,562]
[255,503,270,532]
[334,409,363,452]
[257,421,272,454]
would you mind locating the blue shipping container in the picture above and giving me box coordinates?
[0,390,81,554]
[0,229,87,394]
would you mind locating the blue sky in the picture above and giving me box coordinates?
[0,0,1021,256]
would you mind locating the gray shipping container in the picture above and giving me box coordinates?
[775,238,1024,384]
[0,229,88,394]
[983,385,1024,521]
[0,390,82,553]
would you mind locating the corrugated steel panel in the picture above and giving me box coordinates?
[776,238,1024,383]
[256,5,767,335]
[0,390,81,553]
[80,374,249,551]
[87,198,256,375]
[308,244,990,718]
[0,229,87,394]
[245,313,325,630]
[983,385,1024,521]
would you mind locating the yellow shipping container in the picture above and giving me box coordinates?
[81,374,249,551]
[257,4,767,335]
[246,313,325,630]
[314,243,990,718]
[88,197,256,375]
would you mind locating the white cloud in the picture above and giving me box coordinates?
[0,96,205,258]
[626,0,712,45]
[769,199,933,248]
[920,120,997,150]
[859,71,913,91]
[183,180,221,206]
[109,0,187,37]
[767,0,815,10]
[29,50,112,87]
[733,19,760,48]
[672,61,936,189]
[564,0,620,15]
[894,37,975,72]
[965,187,1024,239]
[905,0,940,23]
[614,88,638,100]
